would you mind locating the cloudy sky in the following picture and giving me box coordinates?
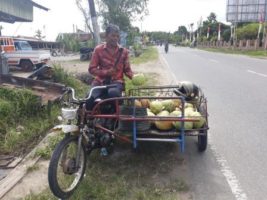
[1,0,228,41]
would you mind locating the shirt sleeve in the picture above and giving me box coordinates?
[88,48,108,77]
[123,49,133,79]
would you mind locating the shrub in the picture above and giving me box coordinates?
[236,23,258,40]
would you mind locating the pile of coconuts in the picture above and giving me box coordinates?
[134,99,206,131]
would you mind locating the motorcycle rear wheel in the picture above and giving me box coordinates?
[48,135,87,199]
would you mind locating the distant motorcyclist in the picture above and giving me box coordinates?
[164,41,169,53]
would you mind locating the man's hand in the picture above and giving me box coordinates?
[106,68,116,76]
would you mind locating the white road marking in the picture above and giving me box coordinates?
[209,135,248,200]
[160,49,248,199]
[247,70,267,78]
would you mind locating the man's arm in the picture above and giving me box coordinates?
[89,48,111,77]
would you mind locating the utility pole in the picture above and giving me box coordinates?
[88,0,101,45]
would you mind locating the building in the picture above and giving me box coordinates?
[0,0,48,23]
[226,0,267,23]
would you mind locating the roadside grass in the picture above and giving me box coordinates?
[130,46,158,65]
[26,164,40,174]
[25,142,188,200]
[0,65,88,155]
[0,108,59,155]
[34,133,65,159]
[199,47,267,58]
[53,64,89,97]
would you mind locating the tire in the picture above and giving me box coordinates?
[48,136,87,199]
[20,60,34,72]
[198,129,207,152]
[197,101,208,152]
[80,54,89,61]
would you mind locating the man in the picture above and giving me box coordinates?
[164,41,169,53]
[86,24,133,111]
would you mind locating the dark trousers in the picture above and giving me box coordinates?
[86,82,123,111]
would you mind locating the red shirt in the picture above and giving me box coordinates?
[89,43,133,85]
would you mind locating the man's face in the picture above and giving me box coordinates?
[106,32,120,47]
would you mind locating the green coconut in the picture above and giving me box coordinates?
[161,99,175,112]
[150,100,163,114]
[155,110,172,131]
[191,111,206,129]
[132,73,146,86]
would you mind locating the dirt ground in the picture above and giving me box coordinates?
[2,55,192,200]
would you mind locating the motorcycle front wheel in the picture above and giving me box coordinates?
[48,135,87,199]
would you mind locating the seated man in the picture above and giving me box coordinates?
[86,24,133,111]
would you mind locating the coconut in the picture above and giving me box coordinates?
[147,111,155,116]
[132,73,146,86]
[161,99,175,112]
[191,111,206,128]
[146,110,155,126]
[150,100,163,114]
[140,99,150,108]
[134,100,142,107]
[184,107,194,116]
[154,110,173,131]
[184,103,194,109]
[173,99,181,108]
[170,110,182,130]
[170,110,193,130]
[184,121,193,130]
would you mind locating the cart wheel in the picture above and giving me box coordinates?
[198,129,207,152]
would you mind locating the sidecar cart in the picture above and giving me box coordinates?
[90,84,209,152]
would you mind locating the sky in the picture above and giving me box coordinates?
[1,0,228,41]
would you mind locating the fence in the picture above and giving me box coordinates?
[198,38,267,50]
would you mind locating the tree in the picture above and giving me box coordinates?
[96,0,149,31]
[207,12,217,24]
[176,26,188,36]
[35,29,45,40]
[75,0,94,35]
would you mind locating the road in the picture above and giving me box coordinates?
[159,46,267,200]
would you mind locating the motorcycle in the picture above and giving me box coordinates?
[48,85,118,199]
[164,43,169,53]
[79,47,94,61]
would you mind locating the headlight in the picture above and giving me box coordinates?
[61,108,78,120]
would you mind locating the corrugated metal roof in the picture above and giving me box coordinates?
[0,0,49,23]
[30,0,49,11]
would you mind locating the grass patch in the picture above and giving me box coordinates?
[26,164,40,174]
[52,64,89,97]
[0,66,88,155]
[34,133,65,159]
[199,47,267,57]
[25,142,188,200]
[130,46,158,65]
[0,106,60,155]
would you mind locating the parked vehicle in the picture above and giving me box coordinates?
[0,37,51,71]
[79,47,94,61]
[48,83,209,199]
[14,40,33,51]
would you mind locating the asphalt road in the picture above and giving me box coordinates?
[159,45,267,200]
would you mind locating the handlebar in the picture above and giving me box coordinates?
[63,84,118,104]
